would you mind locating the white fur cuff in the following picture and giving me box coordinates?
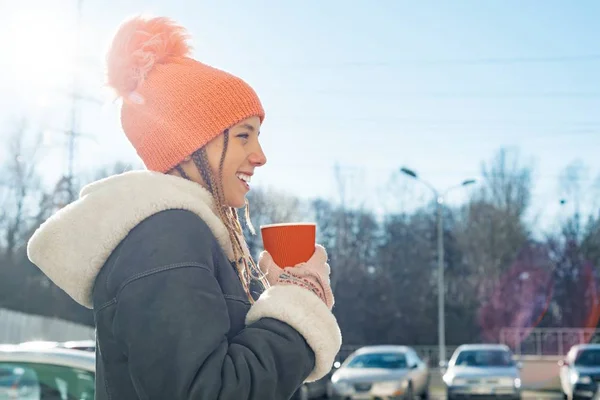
[245,285,342,382]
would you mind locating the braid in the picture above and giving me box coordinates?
[191,149,214,194]
[184,131,268,302]
[175,165,190,180]
[244,198,256,235]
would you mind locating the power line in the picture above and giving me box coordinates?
[306,90,600,99]
[61,0,100,203]
[276,115,600,126]
[64,0,83,203]
[253,54,600,69]
[270,116,600,136]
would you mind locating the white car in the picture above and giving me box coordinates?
[442,344,522,400]
[331,345,430,399]
[0,344,95,400]
[559,344,600,400]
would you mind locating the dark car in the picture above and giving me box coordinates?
[292,368,335,400]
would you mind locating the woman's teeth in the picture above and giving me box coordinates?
[236,173,251,183]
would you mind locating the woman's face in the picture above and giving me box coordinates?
[176,116,267,208]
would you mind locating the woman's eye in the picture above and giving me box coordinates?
[237,134,249,141]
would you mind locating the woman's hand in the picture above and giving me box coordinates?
[258,245,334,310]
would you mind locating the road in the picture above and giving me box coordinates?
[428,389,564,399]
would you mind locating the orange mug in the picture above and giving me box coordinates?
[260,223,316,267]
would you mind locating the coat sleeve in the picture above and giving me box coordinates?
[108,210,342,400]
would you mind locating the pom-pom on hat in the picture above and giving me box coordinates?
[106,16,265,172]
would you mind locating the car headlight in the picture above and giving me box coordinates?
[570,371,592,385]
[514,378,521,388]
[443,374,454,386]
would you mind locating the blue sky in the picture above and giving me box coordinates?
[0,0,598,231]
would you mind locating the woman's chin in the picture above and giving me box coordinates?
[227,196,247,209]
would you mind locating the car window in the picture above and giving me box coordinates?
[407,351,421,367]
[454,349,514,367]
[412,351,424,365]
[0,362,94,400]
[346,352,408,369]
[404,352,415,367]
[575,349,600,367]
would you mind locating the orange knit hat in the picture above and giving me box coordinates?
[106,16,265,172]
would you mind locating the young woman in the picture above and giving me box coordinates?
[27,16,341,399]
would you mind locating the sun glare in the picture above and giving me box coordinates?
[1,9,78,97]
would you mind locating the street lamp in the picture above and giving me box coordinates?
[400,167,476,365]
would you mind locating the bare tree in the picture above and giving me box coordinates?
[312,198,381,344]
[557,161,595,244]
[243,187,306,258]
[0,122,47,262]
[478,147,533,218]
[548,163,600,328]
[452,148,533,336]
[377,169,422,216]
[0,121,59,316]
[558,161,589,214]
[582,215,600,270]
[457,148,533,286]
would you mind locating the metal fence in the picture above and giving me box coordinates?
[1,308,595,362]
[0,308,94,344]
[337,328,600,365]
[500,327,600,357]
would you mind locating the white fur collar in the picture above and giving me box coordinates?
[27,171,233,309]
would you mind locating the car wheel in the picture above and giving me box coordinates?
[419,386,429,400]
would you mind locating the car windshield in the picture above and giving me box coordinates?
[0,365,25,386]
[346,352,407,369]
[574,349,600,367]
[454,349,514,367]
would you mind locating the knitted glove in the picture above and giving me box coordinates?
[258,245,334,310]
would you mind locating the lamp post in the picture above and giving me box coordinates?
[400,167,476,365]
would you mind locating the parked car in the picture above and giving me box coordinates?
[16,340,96,353]
[559,344,600,400]
[330,345,430,399]
[58,340,96,353]
[442,344,522,400]
[3,341,330,400]
[0,344,95,400]
[292,369,335,400]
[15,341,62,350]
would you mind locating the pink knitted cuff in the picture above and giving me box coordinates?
[278,273,328,304]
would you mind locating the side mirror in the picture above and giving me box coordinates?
[516,361,523,370]
[558,359,569,367]
[439,360,449,369]
[410,364,418,370]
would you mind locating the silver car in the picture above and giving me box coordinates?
[559,344,600,400]
[442,344,522,400]
[0,344,95,400]
[330,345,430,400]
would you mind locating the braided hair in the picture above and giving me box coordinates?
[171,130,269,302]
